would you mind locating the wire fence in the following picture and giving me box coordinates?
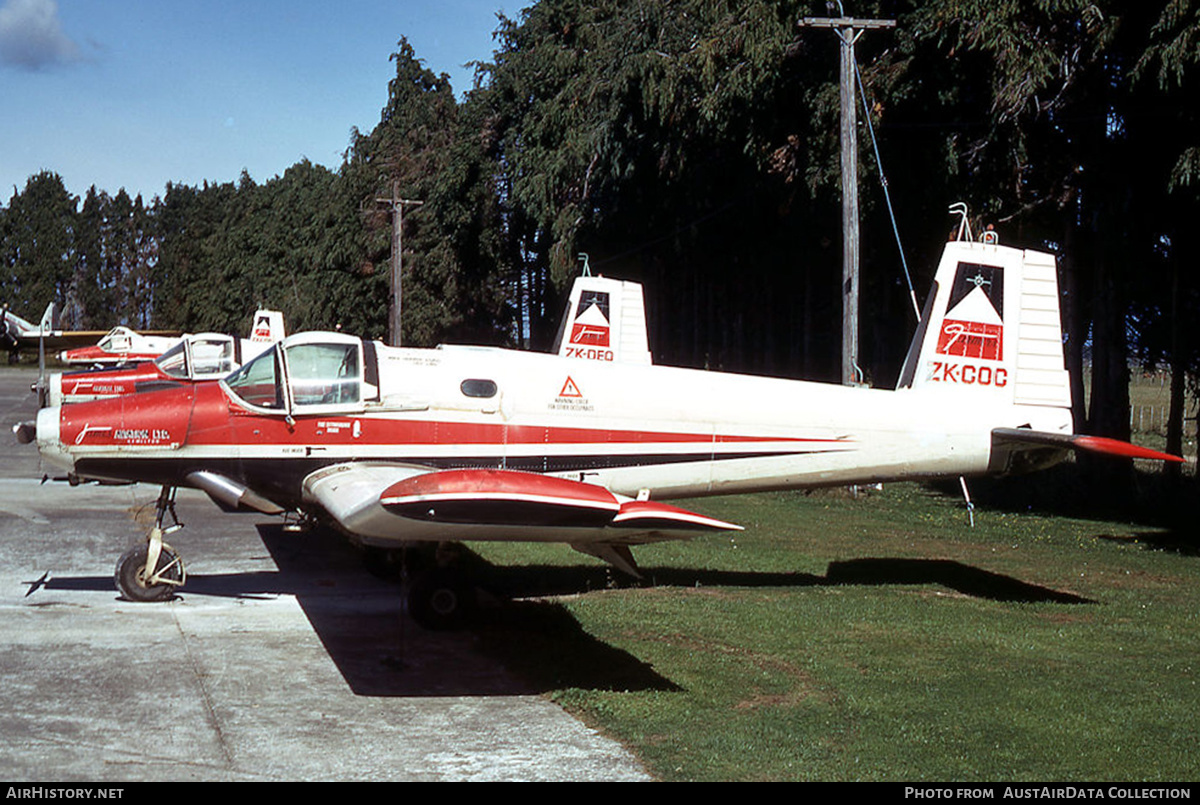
[1083,369,1197,436]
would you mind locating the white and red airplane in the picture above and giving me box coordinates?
[17,236,1181,627]
[47,310,286,406]
[58,326,183,366]
[3,303,180,365]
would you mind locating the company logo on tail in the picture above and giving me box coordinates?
[554,276,652,365]
[901,239,1070,410]
[250,310,285,343]
[936,263,1005,361]
[570,291,612,348]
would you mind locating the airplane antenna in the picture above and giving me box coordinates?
[949,202,973,242]
[578,253,591,277]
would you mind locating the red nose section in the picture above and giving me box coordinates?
[59,385,195,448]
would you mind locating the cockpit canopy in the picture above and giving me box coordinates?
[223,333,364,413]
[96,327,136,353]
[156,335,237,380]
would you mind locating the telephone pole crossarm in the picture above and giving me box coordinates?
[799,17,896,30]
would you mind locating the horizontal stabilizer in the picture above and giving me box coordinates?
[992,428,1184,464]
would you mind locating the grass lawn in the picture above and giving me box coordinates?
[466,480,1200,782]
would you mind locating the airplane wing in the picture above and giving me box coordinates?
[20,331,111,350]
[990,427,1184,474]
[9,329,175,351]
[3,308,107,350]
[301,463,740,553]
[5,301,181,353]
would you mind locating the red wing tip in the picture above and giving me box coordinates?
[1073,435,1185,463]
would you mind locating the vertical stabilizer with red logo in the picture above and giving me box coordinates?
[897,238,1072,415]
[553,275,652,365]
[249,309,285,344]
[890,238,1184,469]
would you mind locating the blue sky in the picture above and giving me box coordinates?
[0,0,528,204]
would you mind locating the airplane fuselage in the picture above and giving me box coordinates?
[21,239,1180,608]
[37,339,1072,515]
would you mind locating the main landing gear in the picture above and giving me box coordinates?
[115,486,187,602]
[364,545,479,630]
[406,567,478,631]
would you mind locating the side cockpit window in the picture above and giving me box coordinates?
[225,347,283,409]
[191,337,235,377]
[286,343,361,407]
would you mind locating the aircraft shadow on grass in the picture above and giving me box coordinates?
[29,525,1090,697]
[821,557,1093,604]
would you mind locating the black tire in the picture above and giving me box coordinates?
[115,544,184,602]
[407,569,477,630]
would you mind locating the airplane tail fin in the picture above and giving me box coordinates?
[38,302,56,336]
[897,236,1072,417]
[35,303,55,407]
[3,305,42,338]
[552,274,652,365]
[897,234,1183,469]
[250,309,286,343]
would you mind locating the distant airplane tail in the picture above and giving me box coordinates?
[250,309,286,343]
[2,304,45,340]
[38,302,56,336]
[552,274,652,365]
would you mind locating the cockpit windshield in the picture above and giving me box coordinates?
[156,342,189,378]
[224,347,283,409]
[156,337,235,379]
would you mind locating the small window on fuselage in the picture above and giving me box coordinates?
[460,379,497,398]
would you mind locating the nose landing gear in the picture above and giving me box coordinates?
[115,486,187,602]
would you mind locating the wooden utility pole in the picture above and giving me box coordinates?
[799,13,895,386]
[376,182,423,347]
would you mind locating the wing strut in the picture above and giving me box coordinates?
[572,543,641,578]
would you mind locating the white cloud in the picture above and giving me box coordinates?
[0,0,81,70]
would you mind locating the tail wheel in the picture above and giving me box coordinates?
[115,544,185,602]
